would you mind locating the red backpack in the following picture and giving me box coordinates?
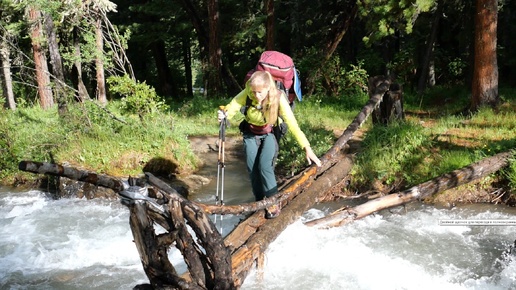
[244,51,302,106]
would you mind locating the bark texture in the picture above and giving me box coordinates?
[305,151,514,229]
[43,12,67,115]
[28,6,54,109]
[471,0,499,110]
[0,36,15,110]
[95,16,107,104]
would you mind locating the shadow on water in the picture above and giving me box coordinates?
[190,136,255,206]
[188,135,256,236]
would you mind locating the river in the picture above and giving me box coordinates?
[1,152,515,289]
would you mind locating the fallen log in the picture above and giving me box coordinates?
[304,150,515,229]
[229,154,354,287]
[18,161,124,192]
[17,162,234,289]
[135,174,234,289]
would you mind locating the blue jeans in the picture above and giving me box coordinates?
[243,133,279,201]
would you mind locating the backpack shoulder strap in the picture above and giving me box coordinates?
[240,96,253,116]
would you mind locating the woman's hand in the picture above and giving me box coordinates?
[304,147,322,167]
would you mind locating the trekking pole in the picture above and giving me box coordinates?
[216,109,228,206]
[215,109,228,234]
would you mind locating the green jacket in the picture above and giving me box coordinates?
[223,84,310,149]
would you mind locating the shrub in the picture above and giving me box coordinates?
[107,75,169,117]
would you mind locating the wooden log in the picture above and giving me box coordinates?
[229,155,354,287]
[18,161,124,192]
[128,201,200,289]
[146,173,234,289]
[180,199,234,289]
[167,199,210,288]
[319,77,391,165]
[304,151,514,229]
[199,76,391,217]
[199,77,391,217]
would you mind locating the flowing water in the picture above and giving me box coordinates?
[1,153,515,289]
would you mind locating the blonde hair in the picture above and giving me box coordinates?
[248,71,281,125]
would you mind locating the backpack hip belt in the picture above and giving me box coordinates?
[248,123,273,135]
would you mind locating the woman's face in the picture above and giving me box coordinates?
[251,85,269,102]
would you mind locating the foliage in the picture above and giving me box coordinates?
[322,57,369,97]
[402,85,470,113]
[358,0,437,45]
[2,0,516,200]
[0,100,200,185]
[301,48,369,98]
[502,152,516,191]
[56,102,199,177]
[2,84,516,203]
[107,75,169,117]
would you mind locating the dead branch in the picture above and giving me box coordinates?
[304,151,514,229]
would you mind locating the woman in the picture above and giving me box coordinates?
[218,71,321,218]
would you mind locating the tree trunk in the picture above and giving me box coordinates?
[137,174,235,289]
[305,151,514,229]
[43,12,68,115]
[207,0,222,97]
[28,6,54,110]
[176,0,208,96]
[417,6,441,94]
[0,35,16,110]
[183,35,194,98]
[151,40,176,98]
[265,0,275,50]
[95,16,107,105]
[228,155,354,287]
[372,78,404,125]
[200,77,391,217]
[471,0,499,110]
[177,0,240,97]
[72,27,90,102]
[18,161,125,192]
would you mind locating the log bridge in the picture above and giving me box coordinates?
[17,76,514,289]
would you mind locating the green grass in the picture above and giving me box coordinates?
[349,87,516,194]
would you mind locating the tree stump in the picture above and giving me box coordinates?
[370,75,404,125]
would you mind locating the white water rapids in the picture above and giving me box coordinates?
[1,178,515,289]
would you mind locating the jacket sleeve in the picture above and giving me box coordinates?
[278,96,310,149]
[223,87,249,120]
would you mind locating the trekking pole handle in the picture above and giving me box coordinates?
[218,107,228,141]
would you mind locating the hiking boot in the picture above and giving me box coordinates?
[265,204,281,219]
